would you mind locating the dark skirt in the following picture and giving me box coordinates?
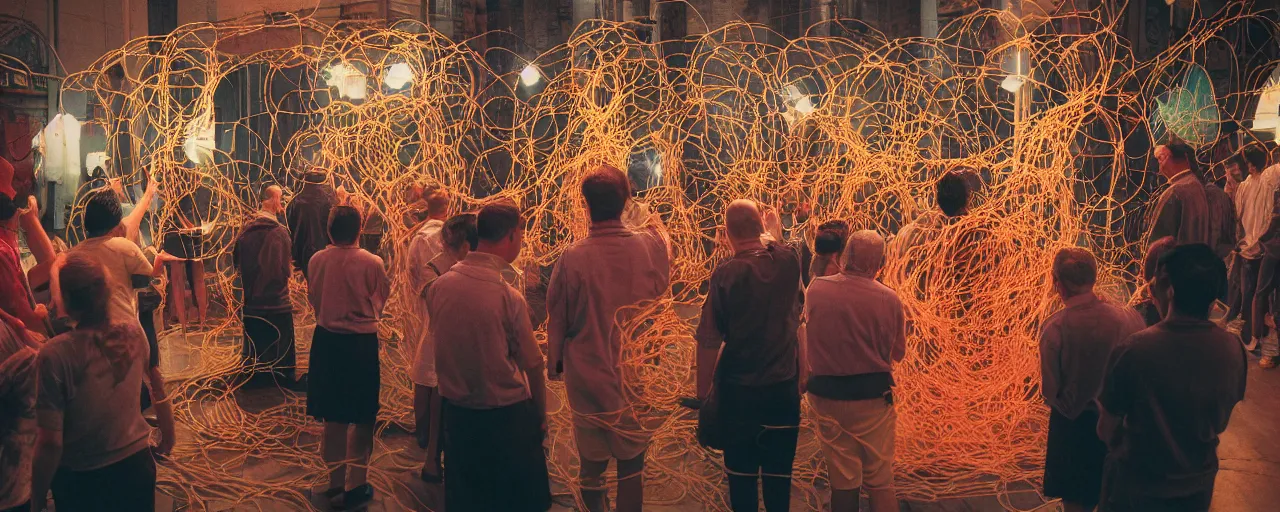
[443,399,551,512]
[306,326,380,424]
[51,447,156,512]
[1044,408,1106,508]
[243,311,297,384]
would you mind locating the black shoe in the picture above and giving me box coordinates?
[339,484,375,510]
[420,465,443,484]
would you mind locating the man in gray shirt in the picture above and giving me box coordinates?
[1039,248,1145,512]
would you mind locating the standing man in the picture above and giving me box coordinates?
[1098,244,1246,512]
[286,169,338,280]
[803,230,904,512]
[546,165,671,512]
[1039,248,1145,512]
[428,202,551,512]
[1250,149,1280,368]
[0,192,47,336]
[1147,139,1212,247]
[233,185,296,388]
[1230,146,1272,351]
[695,199,803,512]
[405,183,451,482]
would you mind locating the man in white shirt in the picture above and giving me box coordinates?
[1232,146,1275,361]
[404,184,451,480]
[546,165,671,512]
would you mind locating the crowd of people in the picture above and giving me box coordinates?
[0,136,1263,512]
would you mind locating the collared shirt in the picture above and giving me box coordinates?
[1099,317,1247,497]
[0,318,36,509]
[306,245,389,334]
[406,218,446,387]
[429,251,543,409]
[803,272,906,378]
[695,241,802,387]
[233,212,293,315]
[546,205,671,418]
[1039,292,1144,419]
[67,236,153,327]
[285,182,336,275]
[1235,171,1273,259]
[1148,169,1212,247]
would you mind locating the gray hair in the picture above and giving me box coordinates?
[841,230,885,276]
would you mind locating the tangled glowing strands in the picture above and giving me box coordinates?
[56,3,1279,510]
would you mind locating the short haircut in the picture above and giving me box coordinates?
[1156,243,1226,317]
[327,205,362,245]
[1164,138,1195,164]
[936,171,970,217]
[0,192,16,222]
[813,229,847,256]
[1053,247,1097,293]
[1143,236,1177,282]
[477,201,522,242]
[724,199,764,241]
[259,185,281,203]
[1240,145,1268,172]
[442,213,479,251]
[59,253,111,326]
[423,184,450,217]
[817,219,849,233]
[841,230,886,275]
[581,165,629,223]
[84,188,124,237]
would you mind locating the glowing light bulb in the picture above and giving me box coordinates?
[520,64,542,87]
[383,62,414,89]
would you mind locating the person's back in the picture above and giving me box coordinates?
[1103,321,1245,492]
[234,214,292,315]
[68,236,152,324]
[37,323,151,470]
[1148,142,1213,247]
[287,174,336,277]
[307,245,387,335]
[705,241,802,385]
[0,314,36,511]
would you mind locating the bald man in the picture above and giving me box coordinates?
[546,165,671,512]
[234,185,298,388]
[695,199,803,512]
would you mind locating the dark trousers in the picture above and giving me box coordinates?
[1252,257,1280,339]
[242,311,296,384]
[1099,458,1214,512]
[1226,253,1242,320]
[442,399,551,512]
[720,379,801,512]
[50,447,156,512]
[138,305,159,411]
[1239,257,1262,345]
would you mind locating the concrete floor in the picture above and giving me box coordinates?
[146,327,1280,512]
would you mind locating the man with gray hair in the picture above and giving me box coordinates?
[1039,247,1144,512]
[802,230,904,512]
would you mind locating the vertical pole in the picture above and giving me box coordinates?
[920,0,937,38]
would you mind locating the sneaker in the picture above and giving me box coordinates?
[1261,356,1278,369]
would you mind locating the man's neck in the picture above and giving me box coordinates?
[1165,308,1209,323]
[428,213,448,222]
[731,238,765,253]
[473,246,509,263]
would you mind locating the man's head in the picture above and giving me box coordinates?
[724,199,764,247]
[59,253,111,326]
[260,185,284,215]
[423,184,451,220]
[1052,247,1097,299]
[581,165,630,223]
[1236,145,1268,176]
[936,171,970,217]
[1156,138,1195,179]
[84,188,124,238]
[476,201,524,264]
[327,205,362,246]
[841,230,886,277]
[1143,236,1177,283]
[0,157,15,198]
[442,213,479,255]
[0,191,19,230]
[1152,243,1226,319]
[813,229,847,256]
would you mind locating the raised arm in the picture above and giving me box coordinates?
[122,172,159,241]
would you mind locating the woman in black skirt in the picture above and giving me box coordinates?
[305,205,390,511]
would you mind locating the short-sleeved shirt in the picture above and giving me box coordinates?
[0,234,35,324]
[803,273,906,378]
[695,241,802,387]
[0,319,36,509]
[1099,317,1247,497]
[36,323,152,471]
[429,251,543,409]
[67,236,153,326]
[306,245,389,335]
[1038,292,1145,419]
[546,210,671,419]
[407,220,445,387]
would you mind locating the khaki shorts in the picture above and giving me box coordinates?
[573,407,650,462]
[808,394,896,491]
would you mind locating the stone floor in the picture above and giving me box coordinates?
[146,327,1280,512]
